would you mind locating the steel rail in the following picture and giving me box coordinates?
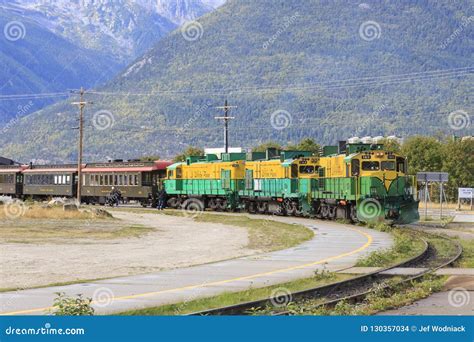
[288,234,462,315]
[190,233,430,316]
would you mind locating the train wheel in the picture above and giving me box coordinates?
[257,202,268,214]
[246,201,256,214]
[320,205,329,219]
[286,201,298,216]
[167,197,179,209]
[350,204,358,222]
[216,199,227,211]
[183,198,204,214]
[208,198,218,211]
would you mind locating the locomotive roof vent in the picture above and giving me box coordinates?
[373,136,384,143]
[347,137,361,144]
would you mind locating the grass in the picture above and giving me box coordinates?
[0,222,154,243]
[0,204,155,243]
[419,216,454,226]
[453,238,474,268]
[422,201,474,211]
[281,275,446,316]
[0,277,112,293]
[110,207,314,253]
[0,204,101,220]
[355,228,426,268]
[117,271,351,316]
[426,234,460,260]
[193,214,314,252]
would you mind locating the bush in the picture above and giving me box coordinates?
[51,292,94,316]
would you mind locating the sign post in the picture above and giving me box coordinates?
[458,187,473,210]
[417,172,449,220]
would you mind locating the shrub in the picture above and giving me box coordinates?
[51,292,94,316]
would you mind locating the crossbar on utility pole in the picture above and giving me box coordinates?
[71,87,93,204]
[215,100,236,154]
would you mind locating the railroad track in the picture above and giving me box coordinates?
[191,230,462,316]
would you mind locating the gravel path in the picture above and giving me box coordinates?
[0,211,254,289]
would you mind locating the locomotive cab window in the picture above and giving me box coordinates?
[396,157,406,173]
[362,161,380,171]
[381,161,395,171]
[291,164,298,178]
[351,159,360,176]
[299,165,315,174]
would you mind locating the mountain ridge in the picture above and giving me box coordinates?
[0,0,472,162]
[0,0,223,124]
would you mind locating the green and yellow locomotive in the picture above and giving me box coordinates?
[164,141,419,224]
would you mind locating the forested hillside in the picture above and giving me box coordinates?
[0,0,222,123]
[1,0,472,162]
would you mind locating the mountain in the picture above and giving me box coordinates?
[0,0,472,163]
[4,0,222,61]
[0,6,121,125]
[0,0,223,124]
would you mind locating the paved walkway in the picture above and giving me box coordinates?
[0,217,393,315]
[380,276,474,316]
[453,213,474,223]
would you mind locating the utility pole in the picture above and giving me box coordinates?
[215,100,236,154]
[71,87,93,204]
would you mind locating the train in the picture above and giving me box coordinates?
[0,140,420,224]
[0,159,171,207]
[164,141,419,224]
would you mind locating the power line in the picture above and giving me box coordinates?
[0,67,471,101]
[85,67,473,96]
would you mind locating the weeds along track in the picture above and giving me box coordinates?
[191,230,462,316]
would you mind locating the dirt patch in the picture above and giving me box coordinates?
[443,276,474,291]
[0,211,254,290]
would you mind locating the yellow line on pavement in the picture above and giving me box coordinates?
[1,225,373,315]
